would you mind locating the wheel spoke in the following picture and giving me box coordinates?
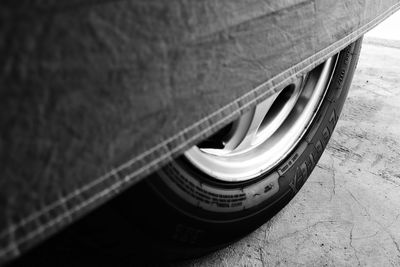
[186,57,336,182]
[202,77,305,155]
[232,94,279,152]
[232,76,305,152]
[253,77,304,145]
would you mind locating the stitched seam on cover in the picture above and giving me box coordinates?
[1,1,399,259]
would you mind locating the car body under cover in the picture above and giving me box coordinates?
[0,0,399,263]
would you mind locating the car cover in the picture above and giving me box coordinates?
[1,0,399,263]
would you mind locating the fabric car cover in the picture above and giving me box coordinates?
[1,0,400,263]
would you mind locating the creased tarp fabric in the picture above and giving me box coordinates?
[0,0,399,262]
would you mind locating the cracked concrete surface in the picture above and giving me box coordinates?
[177,39,400,266]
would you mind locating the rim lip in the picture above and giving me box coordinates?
[184,57,337,182]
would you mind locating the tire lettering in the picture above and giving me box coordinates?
[278,142,306,176]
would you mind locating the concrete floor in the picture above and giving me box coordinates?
[177,40,400,266]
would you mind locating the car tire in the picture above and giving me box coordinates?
[112,38,363,260]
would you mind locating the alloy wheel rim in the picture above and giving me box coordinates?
[184,57,337,182]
